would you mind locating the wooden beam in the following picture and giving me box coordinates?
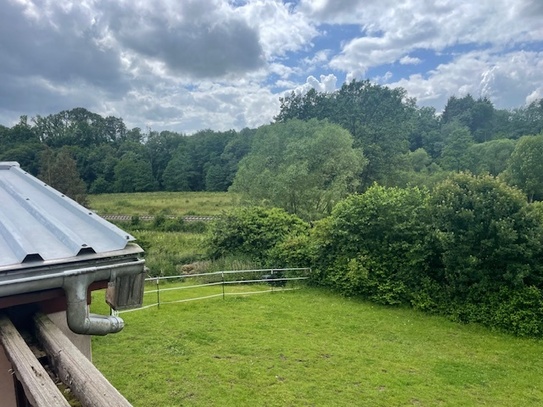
[34,313,133,407]
[0,315,70,407]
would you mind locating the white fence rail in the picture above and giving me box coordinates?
[115,268,311,314]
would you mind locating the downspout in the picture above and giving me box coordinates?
[0,259,145,336]
[63,274,124,336]
[60,260,145,336]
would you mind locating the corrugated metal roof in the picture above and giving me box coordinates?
[0,162,136,270]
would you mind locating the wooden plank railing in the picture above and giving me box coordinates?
[34,313,133,407]
[0,315,70,407]
[0,313,134,407]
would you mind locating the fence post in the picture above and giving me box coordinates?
[156,277,160,309]
[222,272,225,300]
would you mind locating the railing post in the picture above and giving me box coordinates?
[156,277,160,309]
[222,272,225,300]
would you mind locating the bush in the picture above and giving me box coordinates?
[311,185,432,305]
[205,206,309,265]
[310,174,543,336]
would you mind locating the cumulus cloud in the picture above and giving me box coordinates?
[400,56,422,65]
[302,0,543,73]
[389,50,543,110]
[108,0,265,78]
[288,74,338,96]
[0,0,541,132]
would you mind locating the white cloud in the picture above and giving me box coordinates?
[388,50,543,110]
[237,0,318,59]
[0,0,542,133]
[399,56,421,65]
[304,0,543,74]
[288,74,338,96]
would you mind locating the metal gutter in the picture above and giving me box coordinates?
[0,258,145,335]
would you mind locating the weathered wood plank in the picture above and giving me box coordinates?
[0,314,70,407]
[34,313,133,407]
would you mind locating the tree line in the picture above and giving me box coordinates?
[1,80,542,208]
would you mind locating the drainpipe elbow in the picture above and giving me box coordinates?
[63,275,125,336]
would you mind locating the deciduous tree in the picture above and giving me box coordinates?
[230,119,366,220]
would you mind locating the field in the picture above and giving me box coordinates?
[88,191,243,276]
[91,287,543,407]
[88,191,238,217]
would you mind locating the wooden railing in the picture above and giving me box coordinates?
[0,313,132,407]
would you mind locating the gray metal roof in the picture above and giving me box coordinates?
[0,162,137,270]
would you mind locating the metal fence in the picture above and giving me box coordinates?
[115,268,311,314]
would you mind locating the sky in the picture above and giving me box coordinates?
[1,0,542,134]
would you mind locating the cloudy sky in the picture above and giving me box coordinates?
[1,0,542,134]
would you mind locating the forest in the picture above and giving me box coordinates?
[3,79,543,336]
[1,79,542,208]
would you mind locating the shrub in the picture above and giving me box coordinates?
[205,206,309,265]
[311,185,432,305]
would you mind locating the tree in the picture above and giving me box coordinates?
[430,173,543,297]
[310,185,433,305]
[407,106,441,154]
[467,138,516,176]
[145,130,186,188]
[162,144,193,191]
[506,99,543,139]
[220,127,255,188]
[113,152,157,192]
[439,123,474,172]
[38,147,88,205]
[502,134,543,201]
[206,206,309,264]
[441,95,497,142]
[275,80,414,188]
[230,119,366,220]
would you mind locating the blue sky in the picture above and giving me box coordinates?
[0,0,542,133]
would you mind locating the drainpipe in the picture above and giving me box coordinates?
[63,274,124,336]
[0,258,145,336]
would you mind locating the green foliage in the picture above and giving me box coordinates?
[439,123,474,171]
[38,147,88,205]
[310,173,543,336]
[502,133,543,201]
[467,138,516,176]
[312,185,432,305]
[430,172,543,293]
[441,95,497,142]
[127,230,206,277]
[275,79,414,188]
[114,152,158,192]
[206,206,309,265]
[231,119,365,220]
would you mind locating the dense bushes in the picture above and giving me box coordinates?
[311,173,543,336]
[311,185,434,305]
[206,174,543,336]
[205,206,309,266]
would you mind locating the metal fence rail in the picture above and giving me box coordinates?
[115,268,311,314]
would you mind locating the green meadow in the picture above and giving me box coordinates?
[92,287,543,407]
[88,191,237,217]
[89,191,543,406]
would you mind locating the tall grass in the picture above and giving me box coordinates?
[88,191,238,216]
[92,288,543,407]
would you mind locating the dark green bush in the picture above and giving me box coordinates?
[205,206,309,265]
[309,174,543,336]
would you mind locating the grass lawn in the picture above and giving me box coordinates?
[91,287,543,407]
[88,191,238,217]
